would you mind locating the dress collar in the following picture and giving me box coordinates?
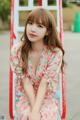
[27,45,49,81]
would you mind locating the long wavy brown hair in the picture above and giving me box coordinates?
[20,8,65,74]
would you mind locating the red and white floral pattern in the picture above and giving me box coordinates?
[10,44,62,120]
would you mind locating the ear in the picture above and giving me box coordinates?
[45,31,48,36]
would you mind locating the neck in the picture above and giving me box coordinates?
[31,41,44,53]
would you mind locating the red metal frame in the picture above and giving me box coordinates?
[9,0,16,119]
[38,0,42,6]
[59,1,66,119]
[9,0,66,119]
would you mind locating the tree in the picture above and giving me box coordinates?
[0,0,10,22]
[62,0,69,7]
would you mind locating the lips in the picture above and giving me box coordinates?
[29,32,37,37]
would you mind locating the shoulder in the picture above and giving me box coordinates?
[11,41,23,55]
[52,47,62,56]
[48,47,63,57]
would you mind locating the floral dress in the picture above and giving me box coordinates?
[10,43,62,120]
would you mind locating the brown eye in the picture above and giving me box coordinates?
[38,24,44,28]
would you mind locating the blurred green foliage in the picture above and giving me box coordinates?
[48,0,56,5]
[0,0,73,23]
[19,0,28,6]
[19,0,70,7]
[62,0,69,7]
[0,0,10,22]
[19,0,56,6]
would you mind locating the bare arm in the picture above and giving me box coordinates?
[22,78,36,110]
[32,48,63,112]
[32,78,47,112]
[10,43,36,110]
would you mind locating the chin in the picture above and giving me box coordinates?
[28,38,37,42]
[28,37,40,42]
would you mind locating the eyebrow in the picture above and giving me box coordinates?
[28,20,45,26]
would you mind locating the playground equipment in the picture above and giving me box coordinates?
[74,12,80,32]
[10,0,66,120]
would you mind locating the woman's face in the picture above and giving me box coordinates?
[26,21,48,42]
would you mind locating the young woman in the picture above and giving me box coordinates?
[10,8,65,120]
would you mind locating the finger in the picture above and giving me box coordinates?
[27,116,29,120]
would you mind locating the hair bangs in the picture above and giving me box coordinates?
[26,9,50,29]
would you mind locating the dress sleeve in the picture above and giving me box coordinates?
[10,44,26,80]
[42,48,62,95]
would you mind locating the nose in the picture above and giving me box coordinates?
[30,24,37,32]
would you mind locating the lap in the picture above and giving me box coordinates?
[40,98,58,120]
[15,96,58,120]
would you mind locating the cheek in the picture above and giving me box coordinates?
[39,30,47,37]
[26,25,30,35]
[26,25,29,31]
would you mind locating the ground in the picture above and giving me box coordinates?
[0,31,80,120]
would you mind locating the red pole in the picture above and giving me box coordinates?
[38,0,42,6]
[59,0,63,42]
[9,0,15,119]
[59,0,66,119]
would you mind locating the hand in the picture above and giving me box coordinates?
[29,110,41,120]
